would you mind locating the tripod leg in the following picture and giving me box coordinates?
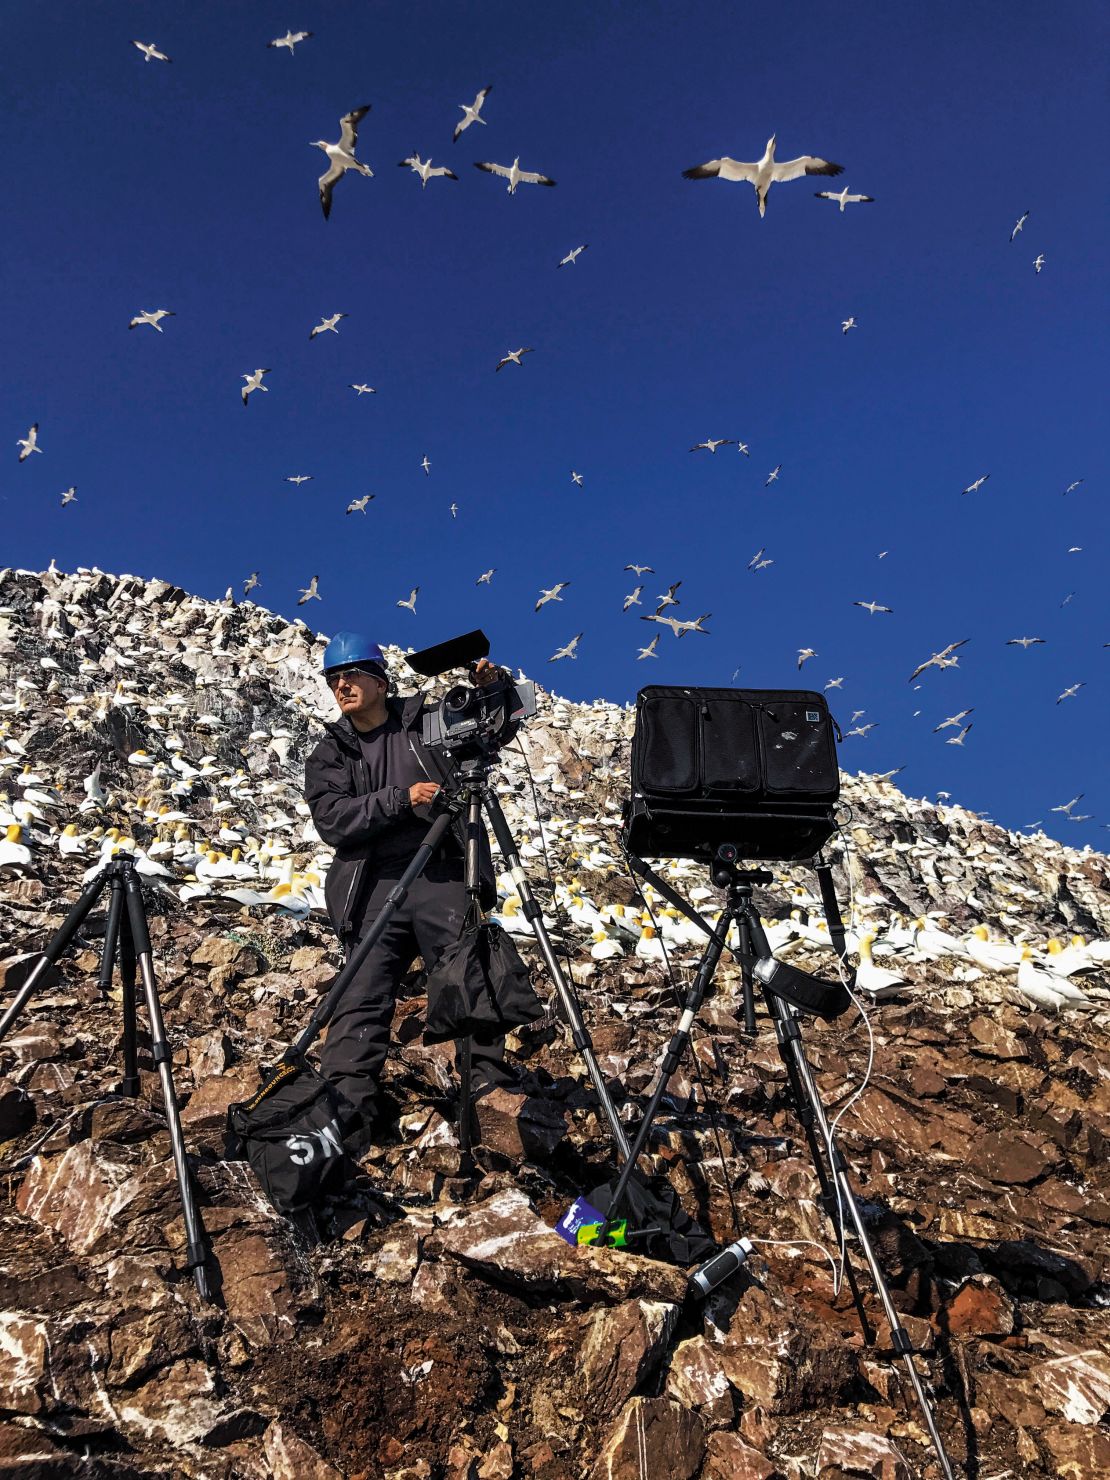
[121,870,212,1304]
[0,872,108,1041]
[116,889,141,1099]
[457,1036,473,1160]
[597,911,730,1242]
[737,915,758,1035]
[481,790,630,1159]
[765,991,954,1479]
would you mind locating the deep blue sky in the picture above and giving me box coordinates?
[3,1,1107,847]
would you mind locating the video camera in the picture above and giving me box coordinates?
[409,630,536,761]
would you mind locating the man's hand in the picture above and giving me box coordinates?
[409,782,440,807]
[473,657,503,687]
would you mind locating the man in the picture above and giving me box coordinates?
[304,632,513,1148]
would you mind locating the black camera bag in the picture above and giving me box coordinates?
[624,686,842,861]
[226,1058,352,1215]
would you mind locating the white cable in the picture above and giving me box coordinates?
[749,1235,840,1292]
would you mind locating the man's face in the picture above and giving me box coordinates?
[326,667,386,722]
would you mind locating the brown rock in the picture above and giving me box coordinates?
[969,1129,1061,1185]
[718,1285,856,1415]
[0,1313,49,1414]
[477,1439,515,1480]
[474,1087,569,1162]
[589,1397,704,1480]
[1041,1422,1110,1479]
[702,1431,782,1480]
[580,1299,678,1411]
[0,953,60,993]
[179,1065,256,1149]
[662,1336,736,1429]
[1031,1350,1110,1425]
[107,1305,198,1386]
[968,1016,1029,1060]
[815,1426,911,1478]
[426,1189,688,1304]
[191,936,263,977]
[938,1274,1015,1339]
[263,1419,344,1479]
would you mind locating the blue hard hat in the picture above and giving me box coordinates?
[322,631,386,675]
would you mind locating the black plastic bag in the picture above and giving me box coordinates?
[226,1058,352,1214]
[588,1169,718,1265]
[423,903,546,1044]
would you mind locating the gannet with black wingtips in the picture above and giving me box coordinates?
[682,134,843,217]
[312,106,373,220]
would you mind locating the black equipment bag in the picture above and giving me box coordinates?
[624,686,842,861]
[226,1058,352,1214]
[589,1170,718,1265]
[423,902,547,1044]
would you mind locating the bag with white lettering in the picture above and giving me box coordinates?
[225,1058,351,1215]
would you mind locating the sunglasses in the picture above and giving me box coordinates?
[325,666,383,690]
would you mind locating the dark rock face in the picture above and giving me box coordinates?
[1,565,1109,1476]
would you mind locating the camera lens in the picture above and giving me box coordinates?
[444,684,472,714]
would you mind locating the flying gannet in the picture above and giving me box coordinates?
[1006,636,1045,647]
[313,106,373,220]
[690,438,734,453]
[558,245,588,267]
[243,572,260,596]
[1051,794,1083,816]
[496,347,534,371]
[346,495,374,514]
[311,313,346,338]
[269,29,312,54]
[242,369,271,405]
[397,588,419,613]
[60,486,77,505]
[129,309,175,332]
[765,465,782,486]
[549,634,583,661]
[398,153,459,188]
[854,599,892,615]
[285,474,313,485]
[133,41,171,63]
[449,502,458,517]
[637,635,660,659]
[421,456,431,475]
[474,159,556,195]
[625,563,654,576]
[825,677,844,690]
[17,424,42,461]
[623,586,643,611]
[945,723,973,746]
[682,134,843,217]
[655,581,681,611]
[1063,480,1083,495]
[841,317,857,334]
[1010,211,1029,242]
[1034,254,1045,273]
[350,383,377,395]
[476,569,495,585]
[961,474,990,495]
[934,709,973,732]
[454,86,491,143]
[815,186,874,211]
[297,576,321,605]
[908,639,969,683]
[642,612,711,638]
[1056,682,1084,704]
[535,582,570,611]
[797,648,817,668]
[736,441,750,456]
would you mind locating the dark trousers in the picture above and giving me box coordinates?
[320,863,508,1131]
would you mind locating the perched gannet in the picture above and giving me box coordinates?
[855,933,909,1000]
[297,575,321,605]
[453,86,492,143]
[535,582,570,611]
[0,824,32,870]
[496,347,534,371]
[549,634,583,662]
[558,245,588,267]
[398,153,458,188]
[816,186,874,211]
[241,368,271,406]
[590,929,624,961]
[269,29,312,54]
[350,383,377,395]
[310,313,346,338]
[473,158,556,194]
[397,588,419,613]
[346,495,374,514]
[1044,936,1098,978]
[312,106,373,220]
[682,135,843,217]
[129,309,175,332]
[965,926,1021,974]
[133,40,171,63]
[635,924,666,961]
[1014,949,1068,1011]
[17,424,42,462]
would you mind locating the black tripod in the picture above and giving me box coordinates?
[603,843,955,1480]
[0,856,212,1302]
[283,753,631,1163]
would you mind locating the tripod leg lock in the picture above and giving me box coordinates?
[151,1042,172,1068]
[184,1239,208,1273]
[890,1328,915,1356]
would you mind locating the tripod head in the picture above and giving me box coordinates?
[711,844,773,893]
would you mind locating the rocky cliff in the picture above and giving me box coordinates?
[1,565,1108,1480]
